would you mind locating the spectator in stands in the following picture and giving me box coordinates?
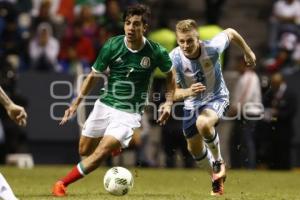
[58,21,95,74]
[265,32,298,74]
[75,5,98,39]
[29,22,60,72]
[31,0,59,19]
[31,0,65,39]
[229,56,263,169]
[99,0,124,36]
[263,73,297,169]
[31,0,54,30]
[268,0,300,56]
[75,0,106,17]
[56,0,75,25]
[0,2,26,70]
[93,0,124,52]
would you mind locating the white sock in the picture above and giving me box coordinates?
[204,130,222,161]
[193,145,214,169]
[0,173,18,200]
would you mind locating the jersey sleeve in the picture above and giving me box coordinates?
[209,32,229,54]
[92,38,112,73]
[157,45,173,73]
[169,50,182,85]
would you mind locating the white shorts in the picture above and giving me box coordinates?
[82,100,142,148]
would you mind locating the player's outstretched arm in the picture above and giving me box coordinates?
[0,86,27,127]
[60,71,99,125]
[223,28,256,67]
[157,68,176,126]
[174,82,206,101]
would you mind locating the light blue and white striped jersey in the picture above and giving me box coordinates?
[170,32,230,110]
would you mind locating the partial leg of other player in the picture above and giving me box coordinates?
[0,173,19,200]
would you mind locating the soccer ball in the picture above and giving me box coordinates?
[103,166,134,196]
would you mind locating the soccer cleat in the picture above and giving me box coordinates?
[52,181,67,197]
[211,177,225,196]
[212,160,226,181]
[210,160,226,196]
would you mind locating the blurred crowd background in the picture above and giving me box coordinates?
[0,0,300,170]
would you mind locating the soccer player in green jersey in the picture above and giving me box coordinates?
[52,4,176,196]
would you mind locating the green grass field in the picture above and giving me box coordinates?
[0,166,299,200]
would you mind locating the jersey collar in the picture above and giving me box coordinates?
[124,36,146,53]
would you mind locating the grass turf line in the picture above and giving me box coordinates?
[0,166,299,200]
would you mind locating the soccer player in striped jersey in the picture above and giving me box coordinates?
[170,19,256,196]
[52,4,176,196]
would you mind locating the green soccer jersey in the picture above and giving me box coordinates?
[92,35,172,113]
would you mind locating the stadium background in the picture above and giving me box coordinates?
[0,0,300,170]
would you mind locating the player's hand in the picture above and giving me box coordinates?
[190,83,206,96]
[244,50,256,67]
[7,103,27,127]
[60,105,77,125]
[157,102,172,126]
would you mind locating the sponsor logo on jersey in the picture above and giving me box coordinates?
[140,57,151,68]
[115,57,123,64]
[201,58,213,68]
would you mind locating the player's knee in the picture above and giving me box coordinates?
[196,117,211,135]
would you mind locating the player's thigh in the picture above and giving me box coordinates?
[197,99,229,128]
[196,109,219,129]
[79,135,101,156]
[105,123,139,149]
[186,133,205,155]
[81,100,110,139]
[106,109,142,148]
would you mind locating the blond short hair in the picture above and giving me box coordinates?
[176,19,198,33]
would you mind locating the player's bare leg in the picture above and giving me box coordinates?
[0,173,19,200]
[81,135,121,172]
[186,133,214,169]
[79,136,101,157]
[129,128,142,148]
[196,109,222,161]
[196,109,226,195]
[52,135,121,196]
[79,135,122,157]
